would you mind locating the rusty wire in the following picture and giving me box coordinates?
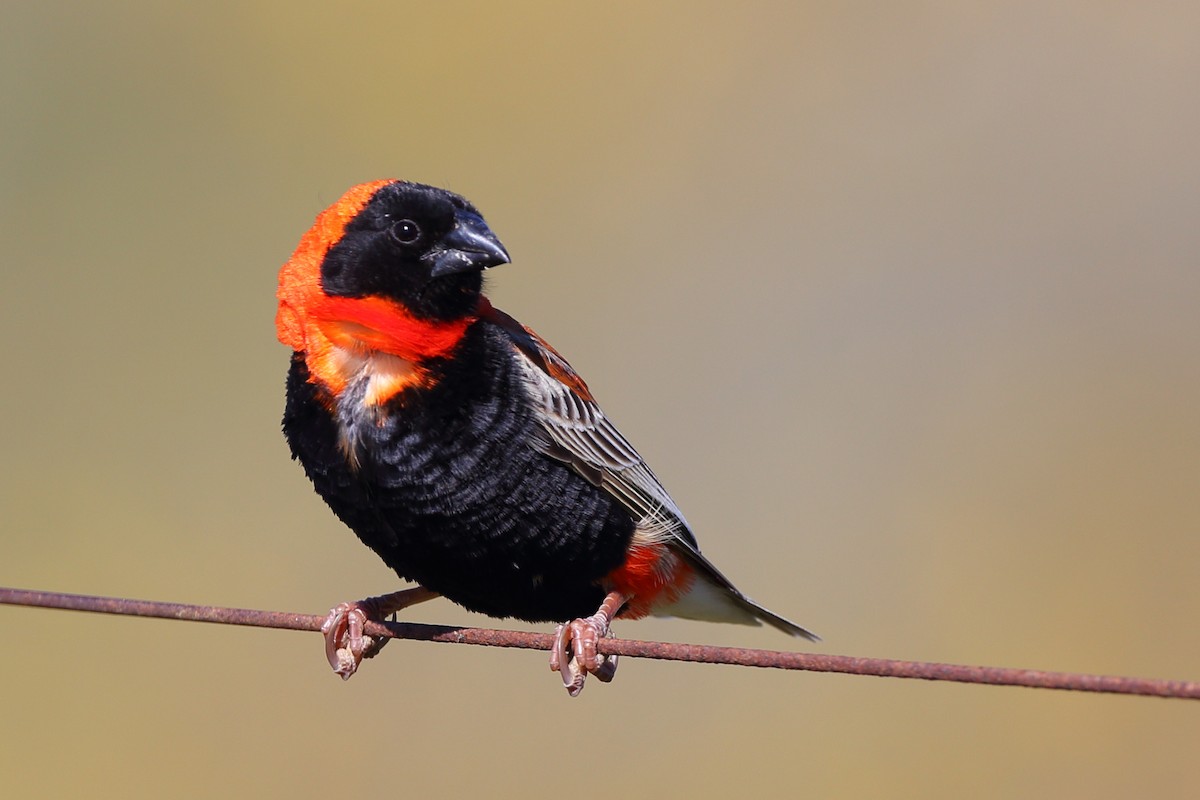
[2,586,1197,700]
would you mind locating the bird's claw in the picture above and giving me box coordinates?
[318,587,440,680]
[550,614,618,697]
[321,601,389,680]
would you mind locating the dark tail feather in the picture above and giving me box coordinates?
[734,592,820,641]
[671,540,820,641]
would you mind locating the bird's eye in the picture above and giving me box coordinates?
[390,219,422,244]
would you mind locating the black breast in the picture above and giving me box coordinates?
[282,322,636,621]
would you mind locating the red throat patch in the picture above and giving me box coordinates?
[275,181,475,400]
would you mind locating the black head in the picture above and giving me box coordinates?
[320,181,510,321]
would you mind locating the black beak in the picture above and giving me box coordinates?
[428,211,511,277]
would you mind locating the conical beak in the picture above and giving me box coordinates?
[428,211,511,277]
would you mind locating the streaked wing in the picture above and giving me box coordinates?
[480,302,698,550]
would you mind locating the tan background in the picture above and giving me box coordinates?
[2,3,1198,798]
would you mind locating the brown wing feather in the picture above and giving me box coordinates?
[479,301,699,551]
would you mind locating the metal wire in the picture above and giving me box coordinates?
[2,586,1197,700]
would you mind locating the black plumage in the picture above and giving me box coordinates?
[283,323,636,622]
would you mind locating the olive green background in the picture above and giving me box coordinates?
[2,3,1198,798]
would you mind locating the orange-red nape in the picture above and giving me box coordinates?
[604,544,695,619]
[276,180,476,403]
[277,180,393,355]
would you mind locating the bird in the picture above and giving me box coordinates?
[276,179,818,696]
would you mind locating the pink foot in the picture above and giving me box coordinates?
[320,587,438,680]
[549,591,625,697]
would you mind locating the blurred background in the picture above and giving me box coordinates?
[2,2,1198,797]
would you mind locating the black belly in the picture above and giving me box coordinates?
[281,325,636,622]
